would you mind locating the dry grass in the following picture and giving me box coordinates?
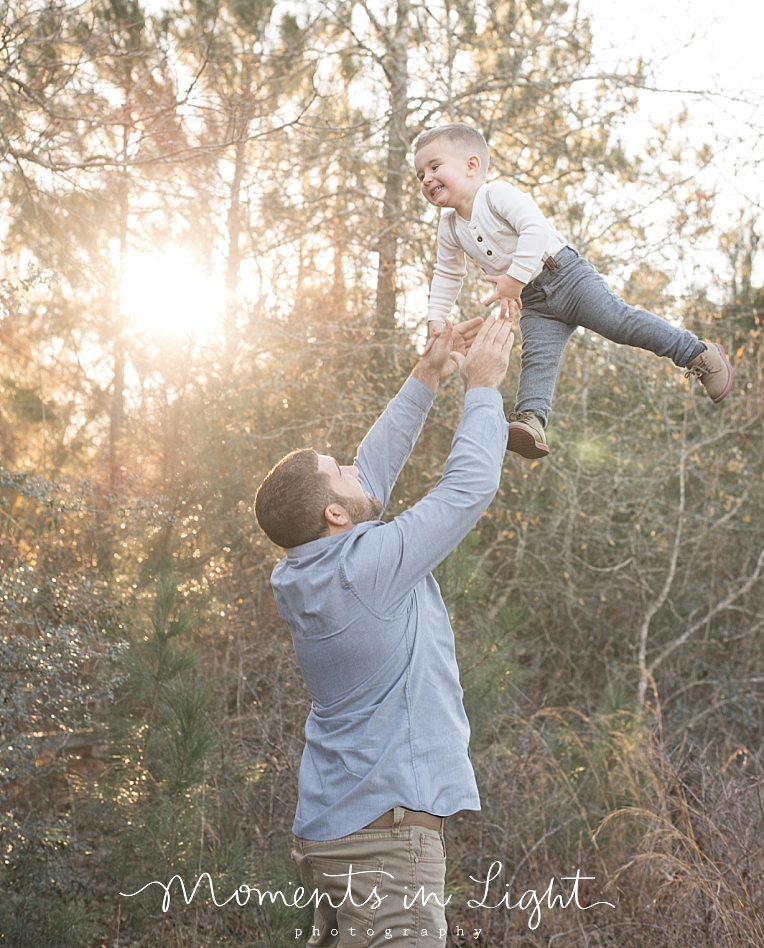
[443,708,764,946]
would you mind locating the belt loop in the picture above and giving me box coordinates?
[392,806,406,838]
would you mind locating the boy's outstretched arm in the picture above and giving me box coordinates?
[427,216,468,334]
[484,273,525,319]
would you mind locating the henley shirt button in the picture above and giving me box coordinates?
[487,249,493,255]
[477,236,483,241]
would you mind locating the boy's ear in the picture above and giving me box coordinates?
[466,154,482,177]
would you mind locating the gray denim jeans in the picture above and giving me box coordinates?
[516,246,703,424]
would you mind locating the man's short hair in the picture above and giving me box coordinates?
[255,449,337,549]
[412,123,489,172]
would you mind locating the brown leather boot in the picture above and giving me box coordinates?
[685,343,734,403]
[507,410,549,459]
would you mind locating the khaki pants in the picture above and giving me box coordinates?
[292,808,447,948]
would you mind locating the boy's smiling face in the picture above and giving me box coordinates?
[414,139,484,219]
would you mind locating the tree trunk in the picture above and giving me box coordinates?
[374,0,411,333]
[225,134,246,362]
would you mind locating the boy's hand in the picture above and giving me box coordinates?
[484,273,525,319]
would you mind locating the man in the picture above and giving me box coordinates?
[254,316,514,947]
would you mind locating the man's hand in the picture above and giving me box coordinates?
[484,273,525,319]
[429,315,483,343]
[414,320,457,390]
[415,317,485,391]
[450,314,514,390]
[451,316,484,355]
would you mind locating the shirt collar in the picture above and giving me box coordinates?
[465,182,489,227]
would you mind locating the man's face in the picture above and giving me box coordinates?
[414,140,479,212]
[316,455,383,525]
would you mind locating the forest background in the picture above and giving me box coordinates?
[1,0,764,945]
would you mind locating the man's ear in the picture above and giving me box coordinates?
[324,504,350,530]
[466,154,482,177]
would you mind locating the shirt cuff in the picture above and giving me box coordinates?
[402,374,439,410]
[464,387,506,411]
[508,262,535,282]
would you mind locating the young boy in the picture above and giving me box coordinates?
[413,123,734,459]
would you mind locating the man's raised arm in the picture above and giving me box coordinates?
[348,316,514,608]
[354,318,483,509]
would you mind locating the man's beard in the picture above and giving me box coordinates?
[343,493,383,525]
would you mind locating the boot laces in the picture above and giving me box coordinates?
[685,357,712,380]
[508,410,537,423]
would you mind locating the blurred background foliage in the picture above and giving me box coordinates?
[1,0,763,944]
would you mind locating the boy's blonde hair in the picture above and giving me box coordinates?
[412,123,489,173]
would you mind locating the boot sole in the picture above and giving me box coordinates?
[709,343,734,403]
[507,425,550,459]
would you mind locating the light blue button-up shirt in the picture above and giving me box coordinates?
[270,376,508,840]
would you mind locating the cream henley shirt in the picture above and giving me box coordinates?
[427,180,568,324]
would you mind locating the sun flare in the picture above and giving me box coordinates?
[121,250,222,337]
